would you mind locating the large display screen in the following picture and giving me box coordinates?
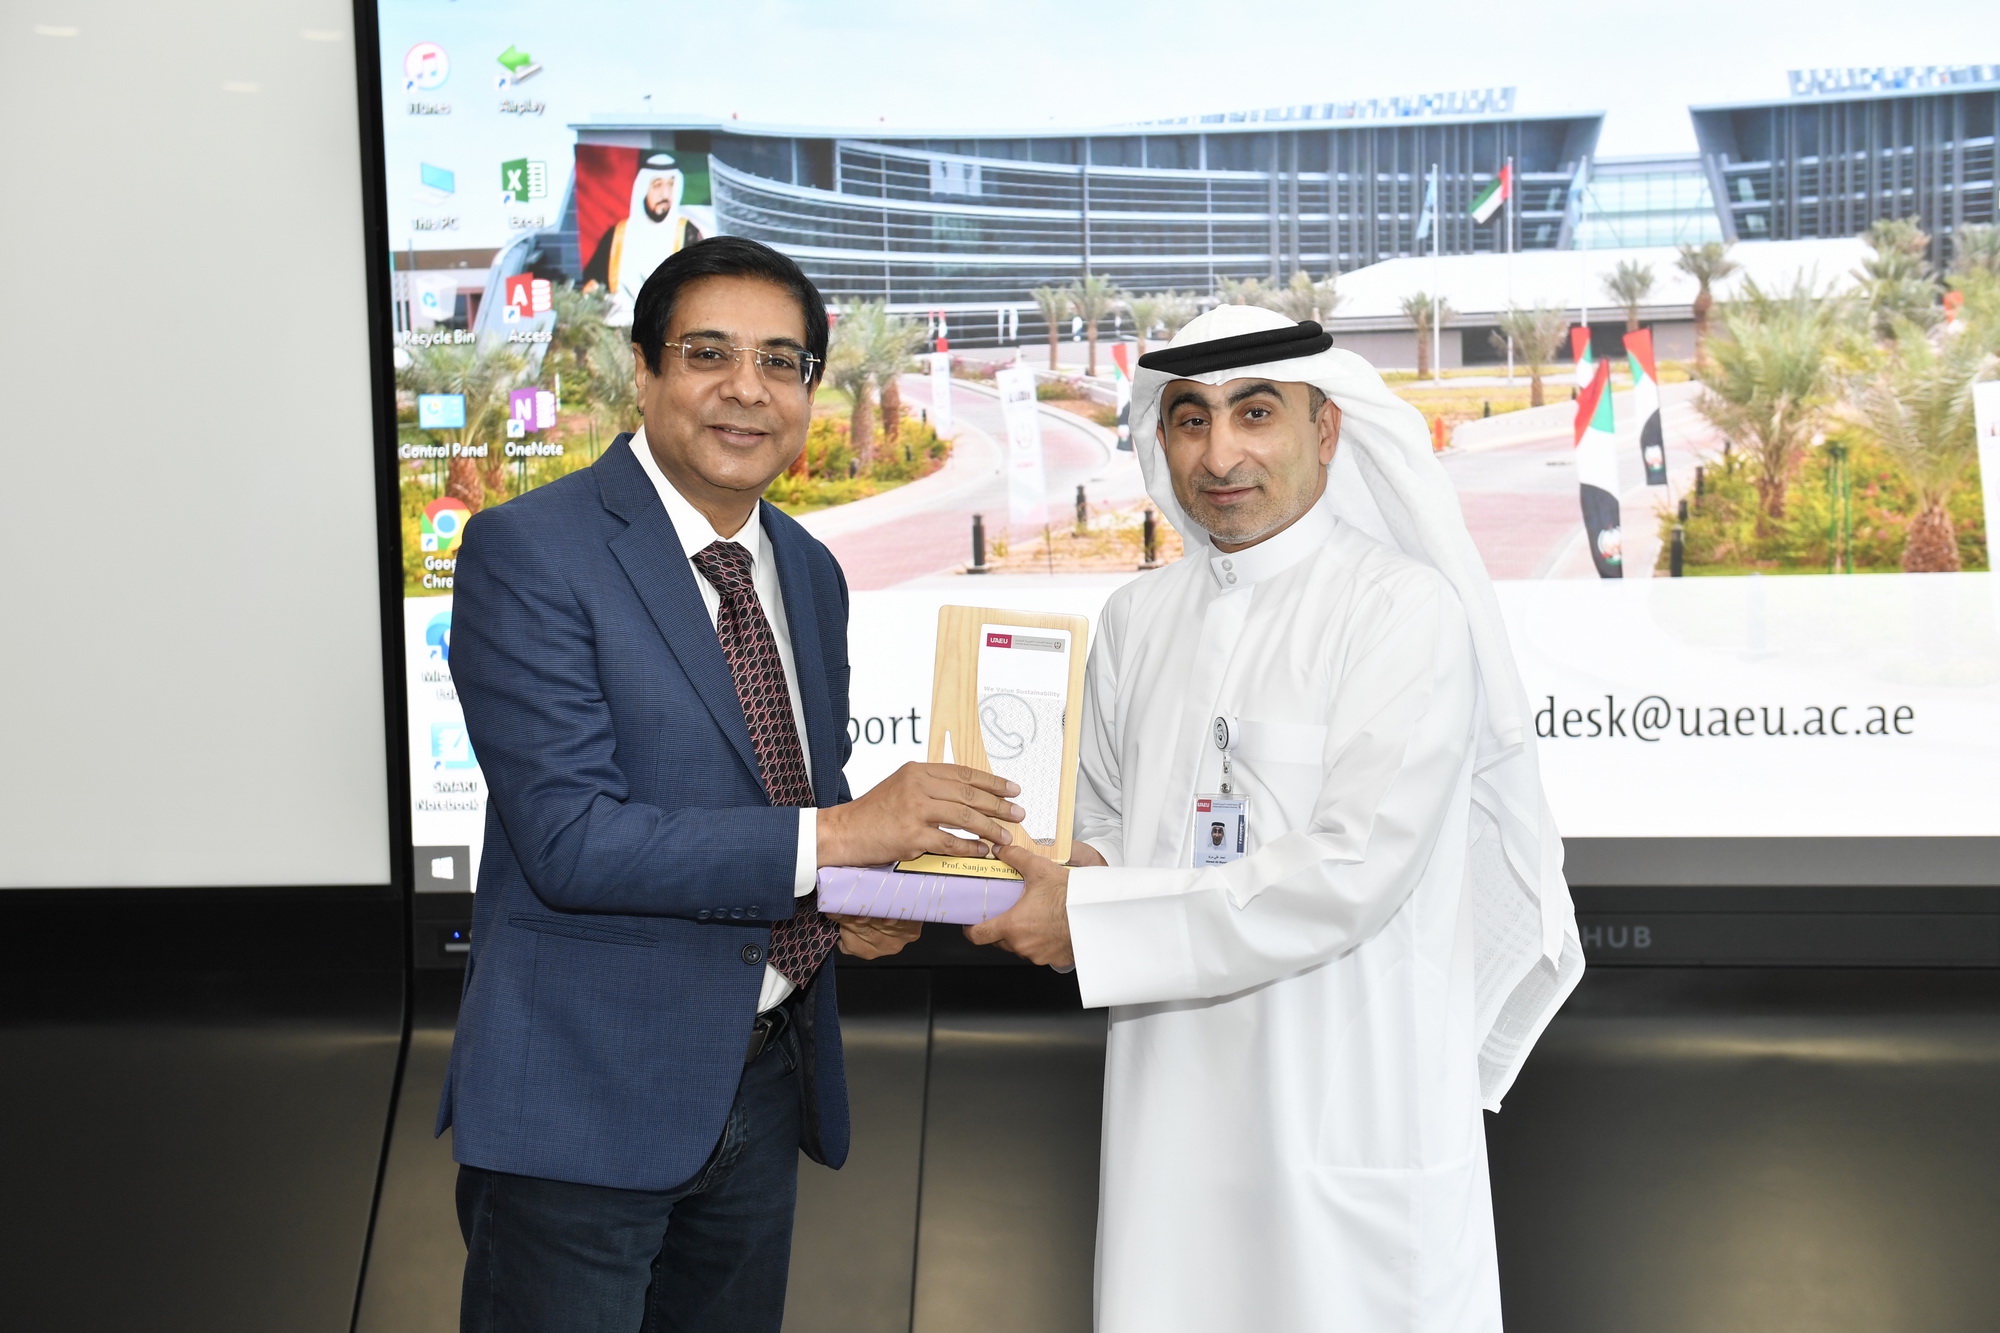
[371,0,2000,892]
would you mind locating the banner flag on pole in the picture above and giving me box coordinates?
[1623,328,1667,487]
[1573,352,1624,579]
[1110,342,1135,451]
[928,351,954,438]
[1469,162,1513,224]
[995,363,1048,529]
[1415,171,1438,242]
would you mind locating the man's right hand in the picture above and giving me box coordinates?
[817,763,1024,866]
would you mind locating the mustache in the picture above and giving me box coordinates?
[1192,467,1265,492]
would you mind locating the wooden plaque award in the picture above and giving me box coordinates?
[895,606,1090,881]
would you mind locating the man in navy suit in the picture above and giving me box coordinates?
[442,237,1024,1332]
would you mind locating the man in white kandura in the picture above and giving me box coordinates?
[970,305,1586,1332]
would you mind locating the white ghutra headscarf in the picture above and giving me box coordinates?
[1133,304,1585,1109]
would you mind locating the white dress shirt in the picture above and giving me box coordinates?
[630,430,818,1012]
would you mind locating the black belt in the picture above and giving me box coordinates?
[745,997,794,1064]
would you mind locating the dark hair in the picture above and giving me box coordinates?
[630,236,829,383]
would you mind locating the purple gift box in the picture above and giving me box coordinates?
[815,864,1024,925]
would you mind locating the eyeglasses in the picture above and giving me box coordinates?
[666,337,820,387]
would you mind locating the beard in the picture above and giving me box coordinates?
[643,198,672,223]
[1177,467,1286,545]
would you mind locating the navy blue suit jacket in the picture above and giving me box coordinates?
[437,435,852,1191]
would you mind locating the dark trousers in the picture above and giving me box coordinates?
[457,1026,803,1333]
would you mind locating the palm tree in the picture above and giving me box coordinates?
[1858,217,1940,337]
[1123,293,1168,356]
[869,310,928,445]
[1489,305,1569,407]
[398,340,530,509]
[1950,224,2000,279]
[1068,273,1123,378]
[585,324,638,447]
[1030,285,1071,370]
[1839,325,1997,571]
[827,302,885,465]
[1697,277,1853,522]
[1602,259,1655,334]
[1216,275,1275,307]
[1399,292,1456,377]
[1675,241,1740,369]
[1157,291,1201,339]
[1273,271,1343,323]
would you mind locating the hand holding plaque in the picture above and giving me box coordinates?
[817,606,1089,925]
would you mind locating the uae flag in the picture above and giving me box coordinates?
[1469,163,1513,224]
[1624,328,1668,486]
[1573,334,1624,579]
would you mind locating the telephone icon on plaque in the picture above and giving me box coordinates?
[815,606,1089,923]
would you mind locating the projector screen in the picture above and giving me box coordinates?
[0,4,390,889]
[369,0,2000,892]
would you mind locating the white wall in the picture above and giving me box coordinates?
[0,1,390,887]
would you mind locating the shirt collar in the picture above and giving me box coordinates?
[629,427,767,569]
[1205,490,1337,592]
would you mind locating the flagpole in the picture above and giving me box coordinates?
[1505,155,1515,386]
[1579,164,1591,331]
[1430,163,1441,385]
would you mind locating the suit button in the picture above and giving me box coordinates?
[730,908,745,920]
[741,943,764,965]
[748,906,761,918]
[697,910,711,921]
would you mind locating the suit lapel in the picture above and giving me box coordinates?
[764,505,841,806]
[596,438,762,786]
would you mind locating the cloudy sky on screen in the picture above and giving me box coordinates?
[384,0,1992,155]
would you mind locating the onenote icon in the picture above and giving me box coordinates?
[417,393,466,430]
[507,387,557,436]
[431,720,477,770]
[421,497,472,554]
[503,272,552,320]
[404,42,449,91]
[425,611,451,663]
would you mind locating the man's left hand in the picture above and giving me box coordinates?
[831,915,922,959]
[964,843,1074,968]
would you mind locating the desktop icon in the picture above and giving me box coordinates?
[418,162,456,203]
[404,42,449,91]
[416,393,466,430]
[425,611,452,663]
[503,273,552,321]
[500,158,547,205]
[507,387,557,437]
[421,497,472,555]
[495,44,542,87]
[431,720,477,770]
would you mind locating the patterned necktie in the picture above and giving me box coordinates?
[690,539,841,991]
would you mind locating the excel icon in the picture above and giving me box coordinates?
[500,158,547,204]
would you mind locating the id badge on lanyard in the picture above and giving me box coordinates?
[1190,714,1250,868]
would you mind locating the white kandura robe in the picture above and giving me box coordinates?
[1066,494,1500,1333]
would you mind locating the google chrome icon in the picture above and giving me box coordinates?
[421,497,472,554]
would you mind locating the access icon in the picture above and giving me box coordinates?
[495,45,541,87]
[421,497,472,555]
[503,273,552,323]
